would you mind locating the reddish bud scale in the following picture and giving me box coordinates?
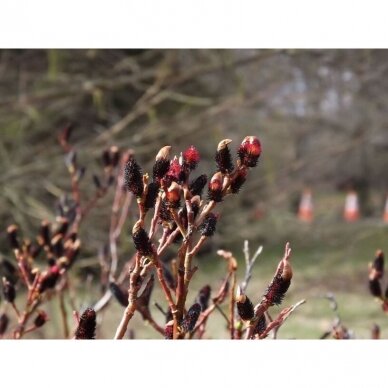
[144,182,160,210]
[236,294,254,321]
[238,136,262,168]
[0,313,9,335]
[165,159,182,184]
[207,173,223,202]
[369,278,382,298]
[199,213,218,237]
[189,174,208,197]
[75,308,96,340]
[181,303,201,332]
[264,274,291,306]
[230,168,248,194]
[166,182,181,209]
[183,145,200,170]
[109,282,129,307]
[132,224,153,257]
[196,285,211,311]
[124,158,144,197]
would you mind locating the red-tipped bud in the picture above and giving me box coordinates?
[34,311,48,328]
[124,158,144,197]
[238,136,262,168]
[132,221,153,257]
[166,158,182,183]
[75,308,96,340]
[199,213,218,237]
[216,139,234,174]
[166,182,181,208]
[183,145,200,170]
[208,172,223,202]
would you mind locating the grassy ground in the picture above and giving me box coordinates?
[5,194,388,339]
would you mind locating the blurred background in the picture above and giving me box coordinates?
[0,49,387,338]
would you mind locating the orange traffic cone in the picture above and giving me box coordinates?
[344,190,360,222]
[298,189,313,222]
[383,195,388,223]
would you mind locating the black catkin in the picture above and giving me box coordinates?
[75,308,96,340]
[132,223,153,256]
[199,213,218,237]
[181,303,201,332]
[236,294,254,321]
[196,285,211,311]
[0,313,9,335]
[264,274,291,306]
[215,146,234,174]
[144,182,160,210]
[369,278,382,298]
[109,282,129,307]
[189,175,207,197]
[153,159,170,181]
[124,159,144,197]
[2,278,16,303]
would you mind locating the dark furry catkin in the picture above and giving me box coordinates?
[75,308,96,339]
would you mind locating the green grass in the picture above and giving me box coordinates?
[6,219,388,339]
